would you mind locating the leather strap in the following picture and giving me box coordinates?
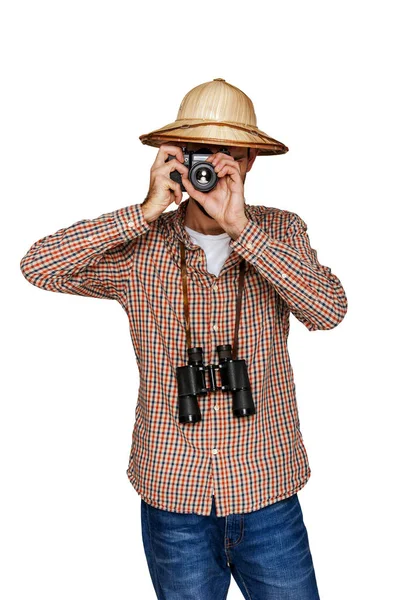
[180,241,192,350]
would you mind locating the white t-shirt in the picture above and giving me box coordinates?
[184,225,233,278]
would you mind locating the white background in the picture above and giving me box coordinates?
[2,1,398,598]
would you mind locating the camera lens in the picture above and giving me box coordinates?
[195,167,212,185]
[191,162,218,192]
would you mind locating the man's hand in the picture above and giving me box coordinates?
[182,152,249,239]
[142,144,189,223]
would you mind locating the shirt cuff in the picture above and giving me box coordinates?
[113,202,152,242]
[229,218,272,263]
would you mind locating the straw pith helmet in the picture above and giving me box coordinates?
[139,78,288,156]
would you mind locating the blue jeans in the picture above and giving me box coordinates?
[141,493,320,599]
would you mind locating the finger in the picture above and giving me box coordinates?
[166,178,183,204]
[204,152,233,163]
[214,159,240,176]
[158,158,189,178]
[153,144,185,168]
[215,158,239,173]
[181,174,208,205]
[215,162,242,182]
[208,153,235,168]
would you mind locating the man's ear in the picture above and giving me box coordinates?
[246,148,258,173]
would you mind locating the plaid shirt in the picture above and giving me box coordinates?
[20,197,348,517]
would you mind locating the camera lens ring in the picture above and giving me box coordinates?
[190,162,218,192]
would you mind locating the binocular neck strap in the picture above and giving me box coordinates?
[179,241,246,360]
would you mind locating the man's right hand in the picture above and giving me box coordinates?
[141,144,189,223]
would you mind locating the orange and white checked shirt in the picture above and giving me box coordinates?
[20,197,348,517]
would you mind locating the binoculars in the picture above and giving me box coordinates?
[176,344,255,423]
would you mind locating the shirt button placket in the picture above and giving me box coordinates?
[211,280,219,500]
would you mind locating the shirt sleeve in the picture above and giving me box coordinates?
[229,211,348,331]
[20,202,152,306]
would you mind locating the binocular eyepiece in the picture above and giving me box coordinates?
[176,344,255,423]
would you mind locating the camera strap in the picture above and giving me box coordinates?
[179,241,246,360]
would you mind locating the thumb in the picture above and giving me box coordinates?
[182,174,207,205]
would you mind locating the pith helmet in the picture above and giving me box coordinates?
[139,78,288,156]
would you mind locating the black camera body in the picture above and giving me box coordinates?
[167,146,230,193]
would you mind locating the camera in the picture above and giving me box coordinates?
[176,344,255,423]
[167,146,231,193]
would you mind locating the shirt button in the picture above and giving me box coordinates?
[127,220,135,228]
[213,284,218,291]
[247,241,254,249]
[281,272,288,279]
[86,236,94,242]
[212,448,218,455]
[213,404,219,411]
[198,256,202,262]
[213,324,218,331]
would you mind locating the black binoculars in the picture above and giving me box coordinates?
[176,344,255,423]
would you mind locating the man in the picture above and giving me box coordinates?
[21,78,347,599]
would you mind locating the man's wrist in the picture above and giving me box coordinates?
[225,217,249,241]
[141,201,159,224]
